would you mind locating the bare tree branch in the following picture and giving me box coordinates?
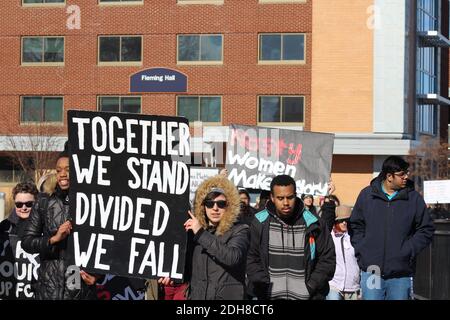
[3,124,65,183]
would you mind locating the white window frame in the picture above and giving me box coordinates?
[177,0,223,4]
[20,96,64,124]
[97,96,142,113]
[257,95,305,125]
[98,35,143,66]
[177,34,223,65]
[21,36,65,66]
[22,0,65,7]
[98,0,144,6]
[176,95,222,125]
[258,33,306,64]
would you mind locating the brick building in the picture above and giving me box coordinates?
[0,0,448,208]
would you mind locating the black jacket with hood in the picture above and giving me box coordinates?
[186,176,250,300]
[21,187,97,300]
[350,176,435,279]
[246,197,335,300]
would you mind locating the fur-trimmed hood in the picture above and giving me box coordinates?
[193,175,240,236]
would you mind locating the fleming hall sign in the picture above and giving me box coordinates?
[130,68,188,93]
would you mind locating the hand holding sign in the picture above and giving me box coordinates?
[80,270,97,286]
[328,179,336,195]
[49,220,72,245]
[184,210,201,234]
[158,277,174,286]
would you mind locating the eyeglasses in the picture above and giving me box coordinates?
[15,201,34,209]
[336,218,350,224]
[204,200,228,209]
[393,171,410,178]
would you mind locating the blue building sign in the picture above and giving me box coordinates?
[130,68,188,93]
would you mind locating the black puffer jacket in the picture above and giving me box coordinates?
[21,187,97,300]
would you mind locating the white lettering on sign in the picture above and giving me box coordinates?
[141,75,176,82]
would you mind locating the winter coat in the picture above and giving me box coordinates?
[247,198,336,300]
[21,188,97,300]
[186,175,250,300]
[350,177,435,279]
[0,209,27,237]
[329,230,360,292]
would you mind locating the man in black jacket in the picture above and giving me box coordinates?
[246,175,335,300]
[350,156,434,300]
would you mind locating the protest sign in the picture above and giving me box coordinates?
[67,110,190,281]
[0,233,39,299]
[226,125,334,196]
[424,180,450,204]
[96,274,145,300]
[189,167,219,202]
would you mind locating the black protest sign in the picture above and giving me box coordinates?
[96,274,145,300]
[0,233,39,299]
[226,125,334,196]
[189,167,219,202]
[67,110,190,280]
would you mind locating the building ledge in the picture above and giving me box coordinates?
[418,30,450,48]
[417,93,450,106]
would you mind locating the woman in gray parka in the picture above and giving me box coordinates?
[183,175,250,300]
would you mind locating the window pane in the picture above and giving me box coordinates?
[200,36,222,61]
[178,97,199,122]
[283,35,304,60]
[43,97,63,122]
[121,97,141,113]
[23,0,44,3]
[282,97,303,122]
[260,35,281,60]
[200,97,221,122]
[44,37,64,62]
[23,38,43,63]
[259,96,280,122]
[22,97,42,122]
[99,97,120,112]
[178,35,200,61]
[99,37,120,62]
[121,37,141,62]
[45,0,65,3]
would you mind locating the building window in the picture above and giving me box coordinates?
[98,96,141,113]
[22,0,65,5]
[98,36,142,65]
[417,0,438,31]
[258,96,304,124]
[98,0,143,5]
[259,33,305,63]
[177,96,222,124]
[177,0,224,4]
[22,37,64,65]
[177,35,223,64]
[21,96,63,123]
[417,104,437,135]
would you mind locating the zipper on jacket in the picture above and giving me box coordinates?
[341,236,347,292]
[381,201,390,277]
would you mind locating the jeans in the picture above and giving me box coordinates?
[326,287,359,300]
[360,271,412,300]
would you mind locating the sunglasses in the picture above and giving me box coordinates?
[15,201,34,209]
[204,200,228,209]
[336,218,350,224]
